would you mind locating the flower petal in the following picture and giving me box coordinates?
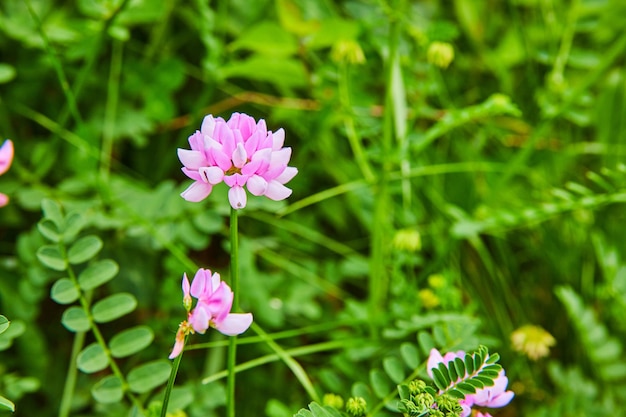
[0,140,14,176]
[247,175,268,196]
[486,390,514,408]
[271,128,285,150]
[427,348,445,379]
[264,180,292,201]
[228,186,247,209]
[232,143,248,168]
[201,115,216,137]
[190,269,209,298]
[178,149,206,170]
[182,167,203,181]
[189,306,210,334]
[181,181,213,202]
[215,313,253,336]
[211,148,233,172]
[200,166,224,185]
[0,193,8,207]
[168,328,186,359]
[275,166,298,184]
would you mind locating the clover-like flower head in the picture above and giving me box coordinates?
[178,113,297,209]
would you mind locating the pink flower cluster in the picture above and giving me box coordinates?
[0,140,14,207]
[177,113,297,210]
[169,268,253,359]
[427,348,514,417]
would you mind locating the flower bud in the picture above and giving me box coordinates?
[427,41,454,69]
[511,324,556,360]
[331,39,366,65]
[322,393,344,409]
[345,396,367,416]
[392,228,421,252]
[408,379,427,395]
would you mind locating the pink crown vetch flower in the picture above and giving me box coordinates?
[177,113,298,210]
[0,140,14,207]
[427,348,514,417]
[169,268,253,359]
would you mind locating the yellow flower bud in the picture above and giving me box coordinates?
[427,41,454,69]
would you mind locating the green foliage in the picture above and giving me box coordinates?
[36,199,169,414]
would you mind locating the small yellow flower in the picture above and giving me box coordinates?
[418,288,440,309]
[427,41,454,69]
[323,393,344,409]
[392,229,422,252]
[511,324,556,360]
[331,39,366,65]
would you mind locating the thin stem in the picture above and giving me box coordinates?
[338,61,375,183]
[160,336,186,417]
[23,0,82,126]
[58,330,86,417]
[227,207,239,417]
[101,39,124,183]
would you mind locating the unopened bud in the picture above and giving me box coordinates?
[427,41,454,69]
[345,396,367,416]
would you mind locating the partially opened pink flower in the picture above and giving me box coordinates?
[427,348,514,417]
[177,113,297,209]
[0,140,14,207]
[169,268,253,359]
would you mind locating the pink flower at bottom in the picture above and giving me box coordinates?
[177,113,297,210]
[0,140,14,207]
[168,268,253,358]
[427,348,514,417]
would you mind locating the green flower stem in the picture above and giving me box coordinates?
[369,0,404,330]
[338,61,375,183]
[100,38,124,184]
[160,336,186,417]
[58,329,86,417]
[227,207,240,417]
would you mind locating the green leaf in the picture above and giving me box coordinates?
[369,368,390,398]
[92,293,137,323]
[110,326,154,358]
[447,361,458,382]
[78,259,119,291]
[400,342,419,369]
[438,363,451,386]
[453,357,466,378]
[50,278,80,304]
[0,395,15,412]
[37,219,62,242]
[229,22,297,56]
[0,320,25,350]
[37,245,67,271]
[62,306,90,332]
[382,356,405,384]
[41,199,64,229]
[456,382,476,394]
[432,367,447,391]
[221,55,308,88]
[77,343,109,373]
[474,375,496,387]
[68,235,104,264]
[0,315,9,334]
[448,389,465,399]
[465,378,484,389]
[127,360,171,393]
[91,375,123,403]
[464,353,474,374]
[63,212,86,242]
[0,63,16,84]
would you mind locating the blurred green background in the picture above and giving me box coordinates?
[1,0,626,415]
